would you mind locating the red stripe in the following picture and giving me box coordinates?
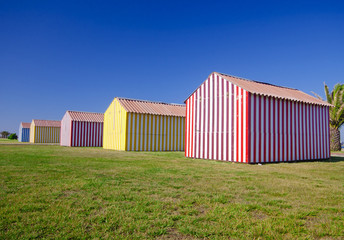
[190,96,193,157]
[253,95,256,163]
[211,75,215,160]
[82,122,85,147]
[297,102,300,160]
[312,105,314,159]
[307,105,313,159]
[258,95,261,163]
[208,78,211,159]
[187,99,190,156]
[300,103,303,160]
[281,100,285,161]
[246,92,250,163]
[184,100,187,157]
[202,84,206,159]
[263,96,266,163]
[216,75,219,160]
[272,98,278,162]
[93,122,96,147]
[76,122,79,147]
[296,103,299,160]
[101,123,103,147]
[327,107,330,158]
[197,90,201,159]
[286,102,289,161]
[322,107,325,158]
[221,78,225,161]
[231,84,234,162]
[241,89,244,163]
[236,86,239,162]
[226,82,230,161]
[314,106,318,159]
[268,97,271,162]
[84,122,88,147]
[305,104,309,159]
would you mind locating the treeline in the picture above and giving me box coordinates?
[0,131,17,139]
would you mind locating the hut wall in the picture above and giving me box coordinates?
[61,113,72,146]
[70,121,103,147]
[185,72,330,163]
[126,113,185,151]
[248,95,330,163]
[185,73,249,162]
[103,99,127,150]
[31,126,60,143]
[19,125,30,142]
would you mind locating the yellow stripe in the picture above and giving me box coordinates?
[138,113,142,150]
[157,115,161,151]
[133,113,137,151]
[163,116,166,151]
[169,116,172,150]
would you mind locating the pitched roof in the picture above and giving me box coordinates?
[32,119,61,127]
[21,122,31,128]
[116,97,185,117]
[67,111,104,122]
[188,72,331,107]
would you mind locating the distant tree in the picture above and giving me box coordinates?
[0,131,10,138]
[313,83,344,151]
[8,133,18,140]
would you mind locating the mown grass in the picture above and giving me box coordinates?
[0,144,343,239]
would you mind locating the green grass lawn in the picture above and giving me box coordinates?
[0,144,343,239]
[0,139,18,143]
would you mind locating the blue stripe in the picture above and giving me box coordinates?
[19,127,30,142]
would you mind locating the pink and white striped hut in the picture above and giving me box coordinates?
[185,72,332,163]
[60,111,104,147]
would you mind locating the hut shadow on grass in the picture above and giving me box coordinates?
[253,156,344,164]
[324,156,344,163]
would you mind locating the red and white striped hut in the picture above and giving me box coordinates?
[60,111,104,147]
[185,72,331,163]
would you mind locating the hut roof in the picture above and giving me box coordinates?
[32,119,61,127]
[116,97,185,117]
[67,111,104,122]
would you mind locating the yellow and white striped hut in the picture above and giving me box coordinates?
[103,97,185,151]
[30,119,61,143]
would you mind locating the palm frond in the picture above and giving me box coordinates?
[324,83,332,104]
[311,91,323,100]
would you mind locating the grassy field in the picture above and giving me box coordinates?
[0,143,343,239]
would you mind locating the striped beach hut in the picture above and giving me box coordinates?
[30,119,61,143]
[103,97,185,151]
[18,122,30,142]
[61,111,104,147]
[185,72,331,163]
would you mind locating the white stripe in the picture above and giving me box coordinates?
[209,75,213,159]
[200,84,204,159]
[218,78,223,160]
[214,77,218,160]
[223,80,227,161]
[238,87,242,162]
[204,79,209,159]
[250,94,254,163]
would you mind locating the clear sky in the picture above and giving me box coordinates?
[1,0,343,135]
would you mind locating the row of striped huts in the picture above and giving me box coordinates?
[18,98,186,150]
[19,71,331,163]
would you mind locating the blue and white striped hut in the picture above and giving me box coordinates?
[18,122,31,142]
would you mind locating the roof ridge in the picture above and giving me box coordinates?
[116,97,185,106]
[67,110,103,114]
[33,119,60,122]
[217,72,300,91]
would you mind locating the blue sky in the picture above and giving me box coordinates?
[0,0,343,136]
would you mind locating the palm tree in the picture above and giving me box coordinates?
[313,83,344,151]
